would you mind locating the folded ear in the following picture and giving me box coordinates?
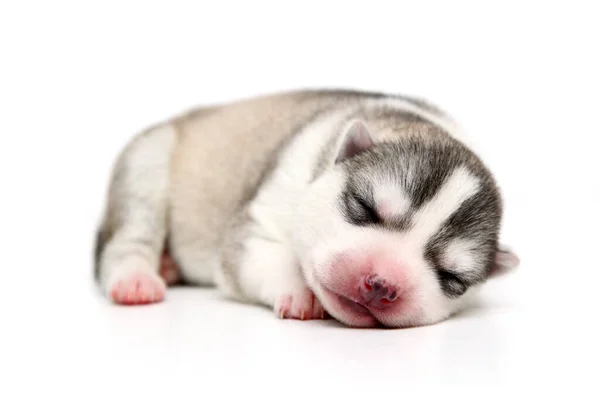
[487,244,520,279]
[335,120,375,164]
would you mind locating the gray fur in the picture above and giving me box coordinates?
[95,87,504,306]
[337,130,502,297]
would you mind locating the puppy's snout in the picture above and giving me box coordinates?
[360,274,398,308]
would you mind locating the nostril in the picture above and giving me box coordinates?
[365,274,378,291]
[361,275,399,307]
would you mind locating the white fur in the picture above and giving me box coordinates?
[374,182,411,218]
[98,90,518,326]
[99,124,176,293]
[213,95,505,327]
[284,167,456,327]
[230,107,360,307]
[229,98,485,327]
[237,233,307,307]
[442,238,480,274]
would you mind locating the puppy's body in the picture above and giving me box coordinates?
[95,89,518,328]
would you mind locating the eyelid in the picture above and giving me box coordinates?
[352,193,380,223]
[436,268,468,296]
[437,267,463,283]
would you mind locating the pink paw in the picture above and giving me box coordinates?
[274,288,329,320]
[110,270,166,305]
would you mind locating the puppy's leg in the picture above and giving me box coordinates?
[215,207,327,320]
[94,123,177,305]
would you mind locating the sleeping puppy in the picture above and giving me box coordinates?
[94,89,519,328]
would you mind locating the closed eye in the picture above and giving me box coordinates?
[436,268,468,297]
[343,190,382,226]
[437,268,461,282]
[352,193,381,224]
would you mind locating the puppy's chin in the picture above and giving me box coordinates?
[314,282,380,328]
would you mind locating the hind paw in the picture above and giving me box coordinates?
[109,269,166,305]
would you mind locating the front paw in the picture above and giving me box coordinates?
[274,287,329,320]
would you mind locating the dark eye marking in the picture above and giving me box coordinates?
[424,236,484,298]
[435,269,468,297]
[342,190,382,226]
[353,193,381,223]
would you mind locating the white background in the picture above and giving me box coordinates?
[1,1,599,398]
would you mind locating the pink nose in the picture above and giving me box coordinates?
[360,274,399,308]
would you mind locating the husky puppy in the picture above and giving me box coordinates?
[94,89,519,328]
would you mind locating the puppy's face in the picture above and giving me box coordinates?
[292,120,519,328]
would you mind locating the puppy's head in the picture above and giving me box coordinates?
[292,119,519,328]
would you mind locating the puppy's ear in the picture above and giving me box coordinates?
[335,120,374,164]
[487,244,520,279]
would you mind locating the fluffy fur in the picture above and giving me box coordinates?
[94,89,519,327]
